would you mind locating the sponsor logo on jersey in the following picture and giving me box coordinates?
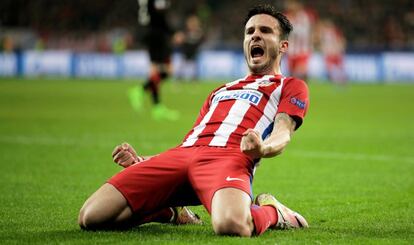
[225,176,245,182]
[257,79,274,87]
[290,97,306,109]
[212,89,263,106]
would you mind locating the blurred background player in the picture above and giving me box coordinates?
[129,0,179,121]
[284,0,316,80]
[175,14,204,81]
[316,18,347,85]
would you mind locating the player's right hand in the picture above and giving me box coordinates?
[240,128,264,159]
[112,142,144,168]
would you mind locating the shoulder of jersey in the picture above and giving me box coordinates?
[283,76,308,87]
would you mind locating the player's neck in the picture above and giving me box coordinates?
[250,67,282,76]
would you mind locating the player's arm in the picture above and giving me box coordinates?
[112,142,156,168]
[240,113,296,159]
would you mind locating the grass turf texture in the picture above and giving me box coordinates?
[0,78,413,244]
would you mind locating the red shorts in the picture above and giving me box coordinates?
[108,146,254,216]
[288,54,310,73]
[325,55,343,68]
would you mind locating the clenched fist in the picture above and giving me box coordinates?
[112,142,144,168]
[240,129,264,159]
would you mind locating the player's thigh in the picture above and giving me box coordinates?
[189,147,254,212]
[148,32,172,64]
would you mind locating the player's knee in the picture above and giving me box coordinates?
[78,206,92,230]
[79,183,131,230]
[212,215,252,237]
[78,204,103,230]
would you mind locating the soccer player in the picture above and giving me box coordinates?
[129,0,179,121]
[79,4,309,237]
[316,19,347,84]
[175,14,204,81]
[284,0,316,80]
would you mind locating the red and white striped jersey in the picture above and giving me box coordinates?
[181,74,309,148]
[319,23,345,56]
[286,9,315,56]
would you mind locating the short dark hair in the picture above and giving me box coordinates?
[244,4,293,40]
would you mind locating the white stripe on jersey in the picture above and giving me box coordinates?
[182,102,219,147]
[209,99,251,146]
[254,78,285,140]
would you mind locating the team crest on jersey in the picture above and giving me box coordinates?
[212,89,263,106]
[257,79,274,87]
[290,97,306,109]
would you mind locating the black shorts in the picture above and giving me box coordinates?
[144,29,172,63]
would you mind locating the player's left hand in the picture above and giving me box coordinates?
[240,129,264,159]
[112,142,144,168]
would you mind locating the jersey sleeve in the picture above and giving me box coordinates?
[277,78,309,130]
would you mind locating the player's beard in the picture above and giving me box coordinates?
[247,47,278,75]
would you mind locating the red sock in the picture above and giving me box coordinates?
[250,204,278,235]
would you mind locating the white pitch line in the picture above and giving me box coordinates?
[0,135,78,146]
[289,150,414,164]
[0,135,173,150]
[1,135,413,164]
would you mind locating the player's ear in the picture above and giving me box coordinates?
[279,40,288,53]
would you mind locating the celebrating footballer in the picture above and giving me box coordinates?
[79,4,309,237]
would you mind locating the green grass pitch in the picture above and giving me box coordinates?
[0,78,413,244]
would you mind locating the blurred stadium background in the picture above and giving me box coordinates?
[1,0,414,82]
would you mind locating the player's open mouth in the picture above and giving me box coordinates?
[250,46,264,60]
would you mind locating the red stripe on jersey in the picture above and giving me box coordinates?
[195,100,237,146]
